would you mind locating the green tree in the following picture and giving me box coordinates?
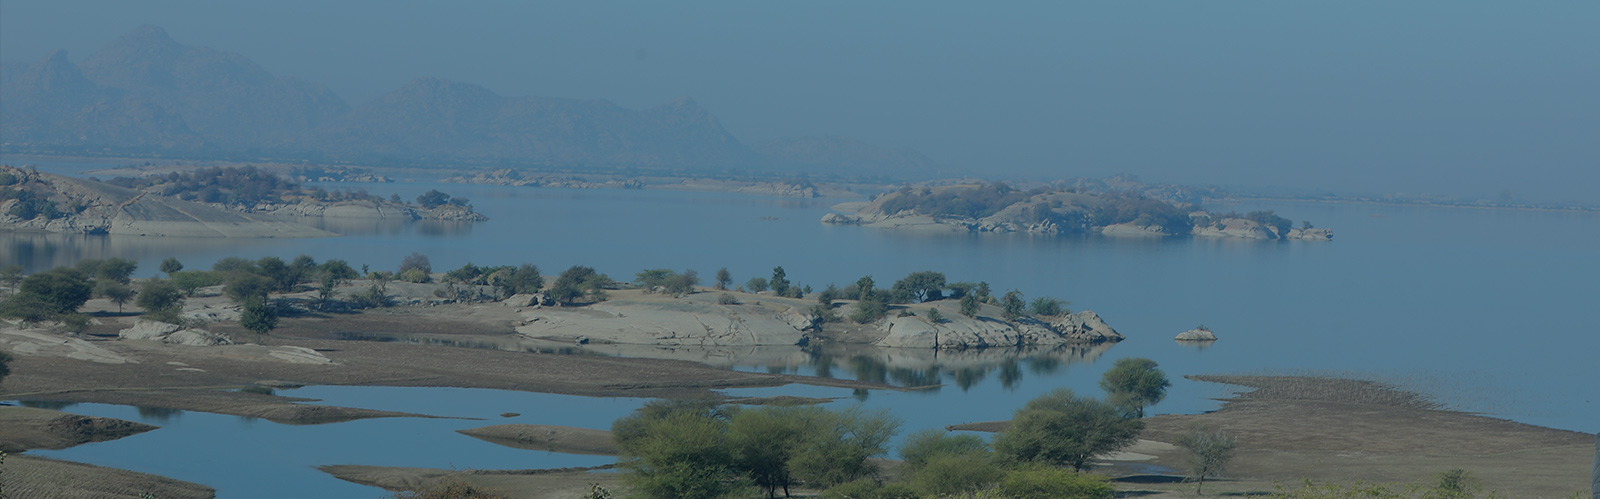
[784,406,900,488]
[416,189,453,208]
[95,280,136,313]
[16,267,93,316]
[288,254,319,287]
[171,271,224,296]
[992,388,1144,471]
[91,258,138,284]
[898,428,989,472]
[853,275,875,300]
[1,265,22,288]
[493,264,543,297]
[136,279,185,322]
[636,268,676,291]
[960,293,980,317]
[891,271,947,303]
[240,298,278,335]
[974,282,992,301]
[664,269,699,296]
[770,267,792,295]
[549,266,610,306]
[997,467,1115,499]
[714,268,732,290]
[399,252,432,274]
[224,273,274,304]
[1175,425,1237,494]
[316,272,342,309]
[255,256,297,292]
[909,453,1004,497]
[320,259,359,282]
[850,295,888,323]
[745,277,770,293]
[1000,290,1026,321]
[1029,297,1067,317]
[925,307,945,323]
[159,257,184,276]
[1098,357,1171,417]
[0,350,11,387]
[612,399,741,499]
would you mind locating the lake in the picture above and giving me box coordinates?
[4,162,1598,497]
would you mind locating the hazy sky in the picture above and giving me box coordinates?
[3,1,1596,202]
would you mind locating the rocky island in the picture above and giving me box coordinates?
[823,182,1333,240]
[441,168,859,198]
[0,165,485,237]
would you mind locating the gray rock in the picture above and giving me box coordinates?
[875,308,1123,349]
[119,319,233,346]
[1176,326,1218,341]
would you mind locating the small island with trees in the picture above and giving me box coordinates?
[0,165,485,238]
[823,182,1333,241]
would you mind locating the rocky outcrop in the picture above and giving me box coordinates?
[119,319,233,346]
[1175,326,1217,341]
[1193,218,1279,239]
[255,199,488,221]
[1,167,337,238]
[875,307,1122,349]
[515,292,817,347]
[1099,223,1172,237]
[1288,227,1333,241]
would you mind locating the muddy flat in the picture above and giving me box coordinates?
[457,424,618,455]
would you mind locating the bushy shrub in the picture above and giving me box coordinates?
[399,268,431,283]
[997,467,1115,499]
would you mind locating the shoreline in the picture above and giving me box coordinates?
[951,374,1594,497]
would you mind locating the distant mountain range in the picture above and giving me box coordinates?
[0,25,938,178]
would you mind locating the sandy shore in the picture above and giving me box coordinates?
[951,375,1594,498]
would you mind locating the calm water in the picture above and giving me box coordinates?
[4,160,1599,497]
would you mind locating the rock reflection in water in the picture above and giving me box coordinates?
[296,216,475,238]
[136,406,184,423]
[327,331,1115,393]
[19,400,79,410]
[805,342,1115,392]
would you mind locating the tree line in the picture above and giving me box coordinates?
[608,357,1197,499]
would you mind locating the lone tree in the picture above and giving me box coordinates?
[0,350,12,387]
[959,293,980,317]
[1098,357,1171,417]
[239,298,278,335]
[7,267,93,319]
[770,267,792,296]
[1175,425,1236,494]
[1000,290,1026,321]
[891,271,947,303]
[136,279,185,322]
[992,388,1144,471]
[95,281,135,313]
[160,257,184,276]
[714,268,732,290]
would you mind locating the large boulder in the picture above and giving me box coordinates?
[1047,311,1125,342]
[119,319,233,346]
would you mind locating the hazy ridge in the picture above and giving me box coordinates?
[0,25,937,178]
